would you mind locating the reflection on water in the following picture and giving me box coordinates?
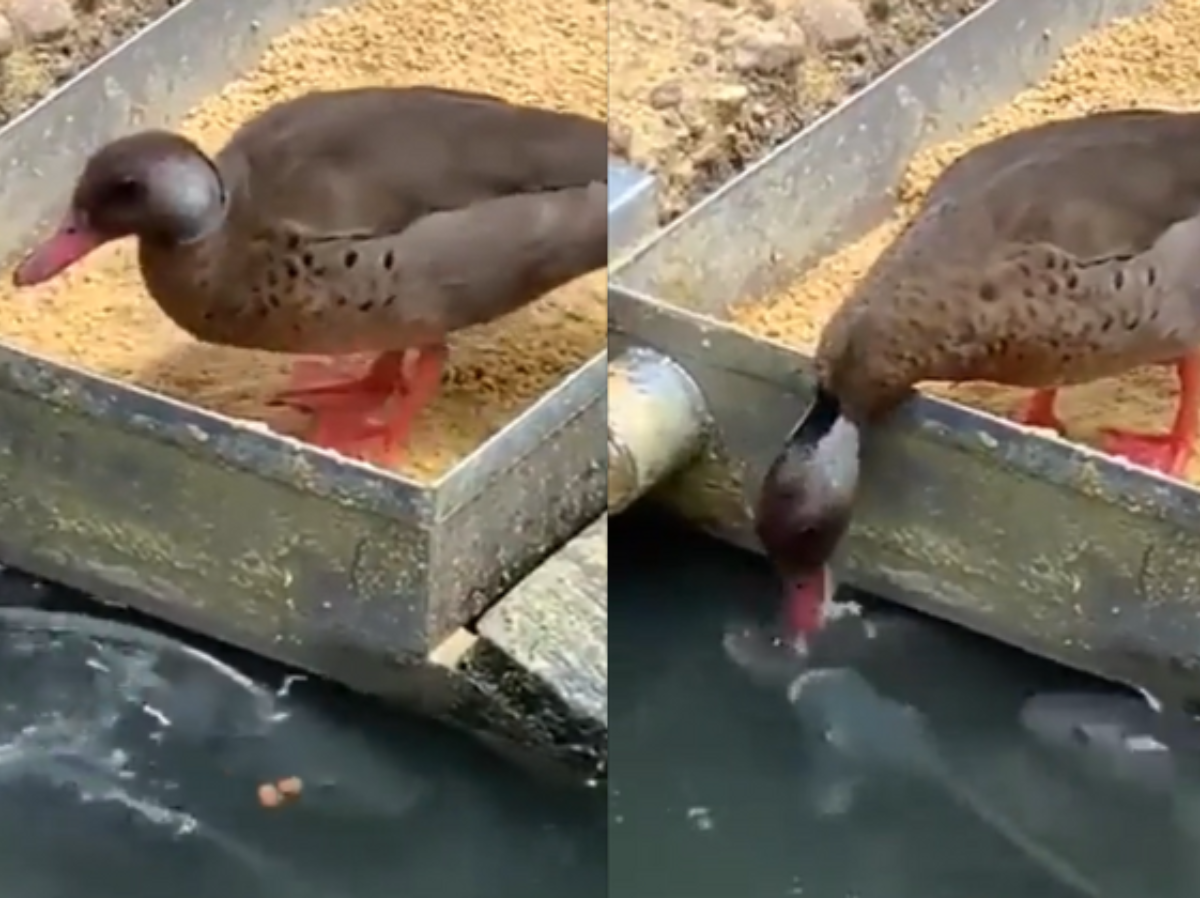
[609,510,1200,898]
[0,570,604,897]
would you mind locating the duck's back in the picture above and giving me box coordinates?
[818,110,1200,412]
[920,109,1200,260]
[215,86,607,236]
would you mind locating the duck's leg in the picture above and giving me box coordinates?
[271,348,444,464]
[1099,356,1199,477]
[365,344,449,461]
[1016,389,1066,433]
[274,354,398,414]
[276,352,403,462]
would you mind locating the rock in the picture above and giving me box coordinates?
[750,0,779,20]
[678,105,711,139]
[845,69,872,93]
[0,14,15,58]
[608,121,633,158]
[704,82,750,121]
[731,28,805,75]
[6,0,76,43]
[795,0,868,51]
[714,24,739,52]
[866,0,891,20]
[648,79,684,111]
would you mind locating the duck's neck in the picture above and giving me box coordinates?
[784,386,861,505]
[136,200,235,343]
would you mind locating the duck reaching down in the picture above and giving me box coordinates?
[756,108,1200,645]
[12,86,607,464]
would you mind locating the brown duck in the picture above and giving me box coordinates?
[12,86,607,463]
[756,108,1200,643]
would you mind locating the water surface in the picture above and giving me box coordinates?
[609,510,1200,897]
[0,567,604,897]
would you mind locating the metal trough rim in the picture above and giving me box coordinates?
[611,286,1200,535]
[0,0,605,525]
[0,339,606,522]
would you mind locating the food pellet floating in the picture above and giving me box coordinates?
[257,783,283,808]
[731,0,1200,487]
[258,777,303,808]
[2,0,606,483]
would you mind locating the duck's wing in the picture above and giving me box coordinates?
[216,85,606,238]
[823,212,1200,412]
[923,109,1200,257]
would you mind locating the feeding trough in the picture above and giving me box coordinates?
[609,0,1200,706]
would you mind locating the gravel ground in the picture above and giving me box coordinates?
[0,0,182,124]
[610,0,990,219]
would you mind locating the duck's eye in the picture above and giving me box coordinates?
[107,176,144,205]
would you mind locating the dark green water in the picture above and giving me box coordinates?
[0,567,605,897]
[608,510,1200,898]
[13,506,1200,897]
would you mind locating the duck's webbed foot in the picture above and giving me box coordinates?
[272,345,448,465]
[276,356,395,412]
[1100,357,1198,478]
[1101,431,1192,477]
[366,345,447,463]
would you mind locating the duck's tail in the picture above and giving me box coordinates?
[477,179,606,302]
[390,180,607,333]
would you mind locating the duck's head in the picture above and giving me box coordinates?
[14,131,225,287]
[754,386,860,641]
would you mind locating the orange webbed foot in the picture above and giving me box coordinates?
[1099,430,1192,478]
[272,347,448,466]
[1099,357,1199,479]
[273,355,398,414]
[304,407,394,464]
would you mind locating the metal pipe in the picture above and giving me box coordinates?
[607,346,711,514]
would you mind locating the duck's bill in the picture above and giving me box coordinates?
[784,565,834,636]
[722,566,835,688]
[12,216,103,287]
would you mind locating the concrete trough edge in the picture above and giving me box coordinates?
[430,514,608,782]
[434,163,666,779]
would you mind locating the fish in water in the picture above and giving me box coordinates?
[720,597,868,683]
[1018,690,1200,793]
[788,668,1103,897]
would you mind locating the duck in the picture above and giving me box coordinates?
[12,85,607,464]
[756,108,1200,645]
